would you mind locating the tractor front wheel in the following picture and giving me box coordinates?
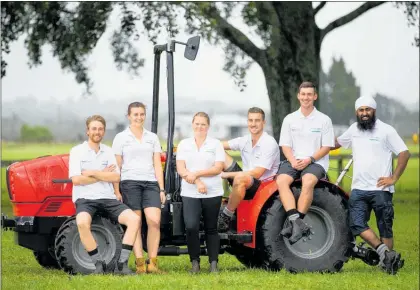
[54,216,123,275]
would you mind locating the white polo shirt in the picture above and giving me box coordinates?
[228,132,280,180]
[69,142,119,202]
[176,136,225,198]
[279,107,335,172]
[112,128,162,181]
[337,119,408,193]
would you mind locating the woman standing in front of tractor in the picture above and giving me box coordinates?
[112,102,166,274]
[176,112,225,274]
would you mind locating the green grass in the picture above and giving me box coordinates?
[1,141,419,289]
[1,142,91,160]
[2,142,418,161]
[1,190,418,289]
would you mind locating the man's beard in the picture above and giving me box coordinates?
[89,135,103,143]
[357,113,376,131]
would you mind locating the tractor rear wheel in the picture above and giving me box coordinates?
[226,243,268,269]
[33,250,61,269]
[54,216,123,275]
[257,186,352,273]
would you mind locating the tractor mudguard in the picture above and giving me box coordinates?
[236,177,349,248]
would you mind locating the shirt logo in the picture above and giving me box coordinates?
[369,137,380,142]
[310,128,322,133]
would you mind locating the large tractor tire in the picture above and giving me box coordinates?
[54,216,123,275]
[33,250,61,269]
[226,243,268,269]
[257,186,352,273]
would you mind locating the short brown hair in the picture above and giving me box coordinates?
[248,107,265,120]
[192,112,210,125]
[127,102,146,115]
[298,81,317,94]
[86,115,106,129]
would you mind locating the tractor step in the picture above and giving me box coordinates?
[219,231,252,243]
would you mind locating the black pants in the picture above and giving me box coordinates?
[182,196,222,263]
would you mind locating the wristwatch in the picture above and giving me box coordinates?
[160,189,166,193]
[310,156,316,164]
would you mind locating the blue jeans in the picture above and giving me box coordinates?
[348,189,394,238]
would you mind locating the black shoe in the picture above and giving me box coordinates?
[217,212,231,233]
[288,218,311,244]
[93,260,106,274]
[381,250,402,275]
[352,244,380,266]
[190,260,200,274]
[209,261,218,273]
[397,258,405,270]
[113,261,135,275]
[280,219,292,238]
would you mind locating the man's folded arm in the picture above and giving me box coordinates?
[71,175,98,186]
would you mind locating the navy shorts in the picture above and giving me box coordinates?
[276,161,326,180]
[225,162,261,200]
[120,180,161,210]
[75,198,130,222]
[348,189,394,238]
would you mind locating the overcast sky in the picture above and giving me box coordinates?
[2,2,419,110]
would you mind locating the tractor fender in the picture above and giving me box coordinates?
[236,178,349,249]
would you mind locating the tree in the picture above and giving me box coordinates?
[320,57,361,125]
[374,93,419,138]
[2,2,419,140]
[20,124,54,143]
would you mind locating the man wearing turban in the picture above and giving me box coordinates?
[335,96,411,275]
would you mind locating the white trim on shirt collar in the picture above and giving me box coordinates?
[125,127,150,138]
[83,141,105,152]
[298,107,318,119]
[247,131,268,148]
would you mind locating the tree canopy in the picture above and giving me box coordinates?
[2,1,419,140]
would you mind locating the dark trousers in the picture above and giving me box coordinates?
[182,196,222,263]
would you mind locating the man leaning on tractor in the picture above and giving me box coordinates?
[335,96,410,275]
[69,115,140,275]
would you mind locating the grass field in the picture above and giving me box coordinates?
[1,192,418,289]
[1,142,419,289]
[1,141,418,161]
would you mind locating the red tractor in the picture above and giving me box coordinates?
[2,36,378,274]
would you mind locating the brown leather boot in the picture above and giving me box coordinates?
[147,257,164,274]
[135,257,146,274]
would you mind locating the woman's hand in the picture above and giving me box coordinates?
[196,179,207,194]
[160,191,166,205]
[185,172,198,184]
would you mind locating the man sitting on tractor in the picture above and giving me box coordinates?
[69,115,140,275]
[275,81,335,244]
[335,96,410,275]
[217,107,280,232]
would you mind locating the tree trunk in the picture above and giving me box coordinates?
[263,2,321,147]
